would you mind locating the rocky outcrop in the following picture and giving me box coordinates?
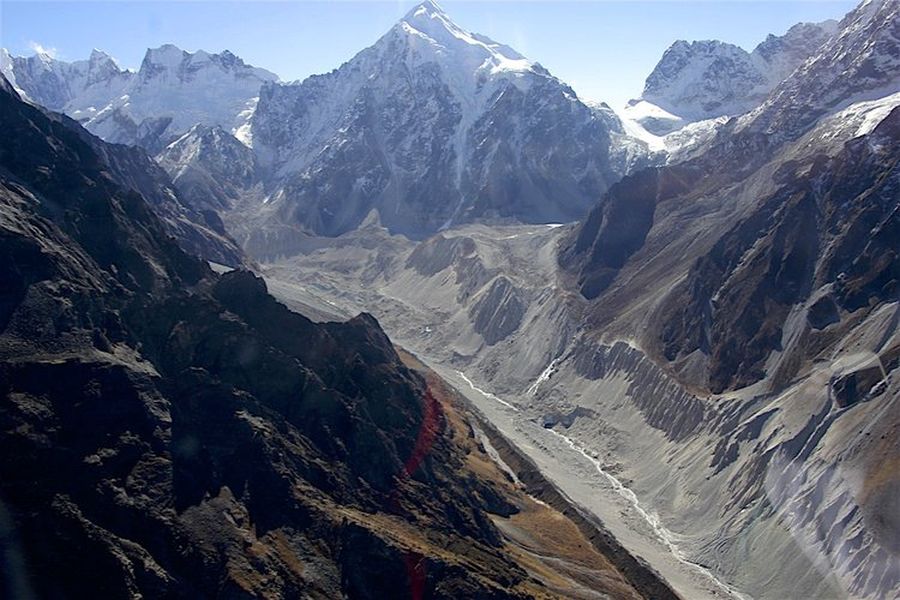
[559,164,697,299]
[657,108,898,392]
[469,277,526,345]
[547,9,900,593]
[156,124,261,213]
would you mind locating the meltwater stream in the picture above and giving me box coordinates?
[454,368,747,600]
[545,428,749,600]
[456,371,519,411]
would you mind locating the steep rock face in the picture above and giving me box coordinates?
[753,20,840,83]
[156,124,261,213]
[560,164,698,299]
[0,74,573,599]
[634,19,838,129]
[5,81,244,267]
[248,0,619,241]
[739,0,900,140]
[4,5,637,249]
[82,128,244,267]
[546,6,900,594]
[658,187,820,392]
[658,112,898,391]
[563,0,900,395]
[566,109,898,396]
[642,40,769,121]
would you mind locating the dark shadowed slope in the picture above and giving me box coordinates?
[562,0,899,395]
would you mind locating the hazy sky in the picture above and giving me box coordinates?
[1,1,857,108]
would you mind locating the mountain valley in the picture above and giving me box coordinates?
[2,0,899,598]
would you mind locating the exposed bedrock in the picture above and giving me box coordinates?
[559,165,698,300]
[571,340,707,442]
[469,277,527,345]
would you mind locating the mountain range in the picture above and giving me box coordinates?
[1,0,899,598]
[1,44,277,153]
[0,71,678,599]
[4,1,879,247]
[4,1,632,246]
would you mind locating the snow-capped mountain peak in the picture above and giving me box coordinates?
[136,44,276,84]
[402,0,459,35]
[139,43,187,73]
[1,44,278,152]
[397,0,533,77]
[0,46,132,113]
[78,44,278,151]
[640,38,766,122]
[629,16,841,133]
[246,0,622,244]
[0,49,24,97]
[84,48,125,85]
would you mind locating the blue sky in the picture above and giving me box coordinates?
[1,1,857,108]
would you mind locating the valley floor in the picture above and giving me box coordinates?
[250,226,750,600]
[253,220,897,600]
[422,362,745,600]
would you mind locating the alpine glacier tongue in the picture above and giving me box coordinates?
[246,0,622,249]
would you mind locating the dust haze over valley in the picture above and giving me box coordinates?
[1,1,899,599]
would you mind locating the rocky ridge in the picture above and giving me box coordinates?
[629,18,839,132]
